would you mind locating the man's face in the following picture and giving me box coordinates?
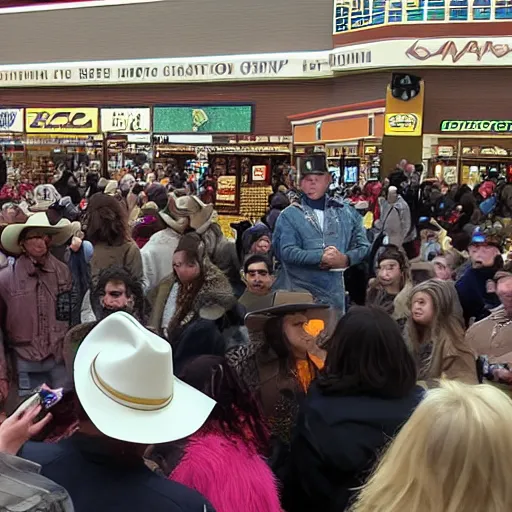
[245,262,274,296]
[497,277,512,316]
[300,174,330,200]
[433,257,453,281]
[21,229,50,260]
[100,280,133,312]
[469,244,500,268]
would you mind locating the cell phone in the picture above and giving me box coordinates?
[12,386,64,419]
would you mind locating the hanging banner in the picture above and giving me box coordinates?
[0,109,24,132]
[101,108,151,132]
[26,108,99,133]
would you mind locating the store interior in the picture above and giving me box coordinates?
[427,137,512,187]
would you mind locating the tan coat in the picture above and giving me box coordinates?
[466,306,512,364]
[436,343,478,384]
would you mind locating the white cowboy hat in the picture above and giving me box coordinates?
[74,311,215,444]
[1,212,78,255]
[29,184,62,213]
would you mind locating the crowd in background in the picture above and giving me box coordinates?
[0,154,511,512]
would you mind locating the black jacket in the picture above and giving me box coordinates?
[284,383,424,512]
[20,435,215,512]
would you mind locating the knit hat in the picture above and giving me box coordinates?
[242,223,272,255]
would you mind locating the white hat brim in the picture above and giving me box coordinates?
[74,316,216,445]
[1,220,71,255]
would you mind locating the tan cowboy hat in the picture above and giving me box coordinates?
[245,290,331,332]
[1,212,79,255]
[166,193,214,234]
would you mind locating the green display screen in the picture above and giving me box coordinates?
[153,105,253,133]
[441,120,512,133]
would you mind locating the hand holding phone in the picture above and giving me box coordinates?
[0,405,52,455]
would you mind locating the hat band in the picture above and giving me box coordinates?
[91,356,172,411]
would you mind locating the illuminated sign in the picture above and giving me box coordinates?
[252,165,267,181]
[440,120,512,133]
[0,109,23,132]
[101,108,150,132]
[385,113,421,135]
[384,80,424,137]
[216,176,237,205]
[153,106,253,134]
[26,108,99,133]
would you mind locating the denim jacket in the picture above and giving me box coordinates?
[273,196,370,311]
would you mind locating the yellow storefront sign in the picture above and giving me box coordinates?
[384,82,424,137]
[26,108,99,133]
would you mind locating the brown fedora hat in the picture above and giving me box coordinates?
[245,290,331,332]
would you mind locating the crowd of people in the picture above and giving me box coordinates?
[0,153,511,511]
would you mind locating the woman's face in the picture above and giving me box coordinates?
[411,292,435,326]
[377,259,402,289]
[282,312,315,357]
[173,251,201,285]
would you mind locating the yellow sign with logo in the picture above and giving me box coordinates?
[26,108,99,133]
[384,82,424,137]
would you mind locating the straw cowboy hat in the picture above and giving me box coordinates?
[245,291,332,332]
[1,212,80,255]
[74,311,215,444]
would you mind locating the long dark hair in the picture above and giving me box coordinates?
[318,306,417,398]
[178,355,270,455]
[85,193,130,246]
[168,233,205,336]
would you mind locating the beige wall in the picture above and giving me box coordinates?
[0,0,333,64]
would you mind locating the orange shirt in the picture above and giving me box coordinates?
[295,353,325,392]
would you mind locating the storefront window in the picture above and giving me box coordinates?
[426,0,446,20]
[388,0,403,22]
[495,0,512,19]
[472,0,491,19]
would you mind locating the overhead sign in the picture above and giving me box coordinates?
[384,82,424,137]
[441,120,512,133]
[101,108,150,132]
[1,38,512,87]
[0,109,23,132]
[153,106,253,134]
[26,108,99,133]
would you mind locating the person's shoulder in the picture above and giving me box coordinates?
[19,440,69,468]
[142,470,213,511]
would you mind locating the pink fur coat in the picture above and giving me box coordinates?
[170,432,281,512]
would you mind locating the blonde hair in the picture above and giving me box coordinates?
[351,381,512,512]
[405,279,470,379]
